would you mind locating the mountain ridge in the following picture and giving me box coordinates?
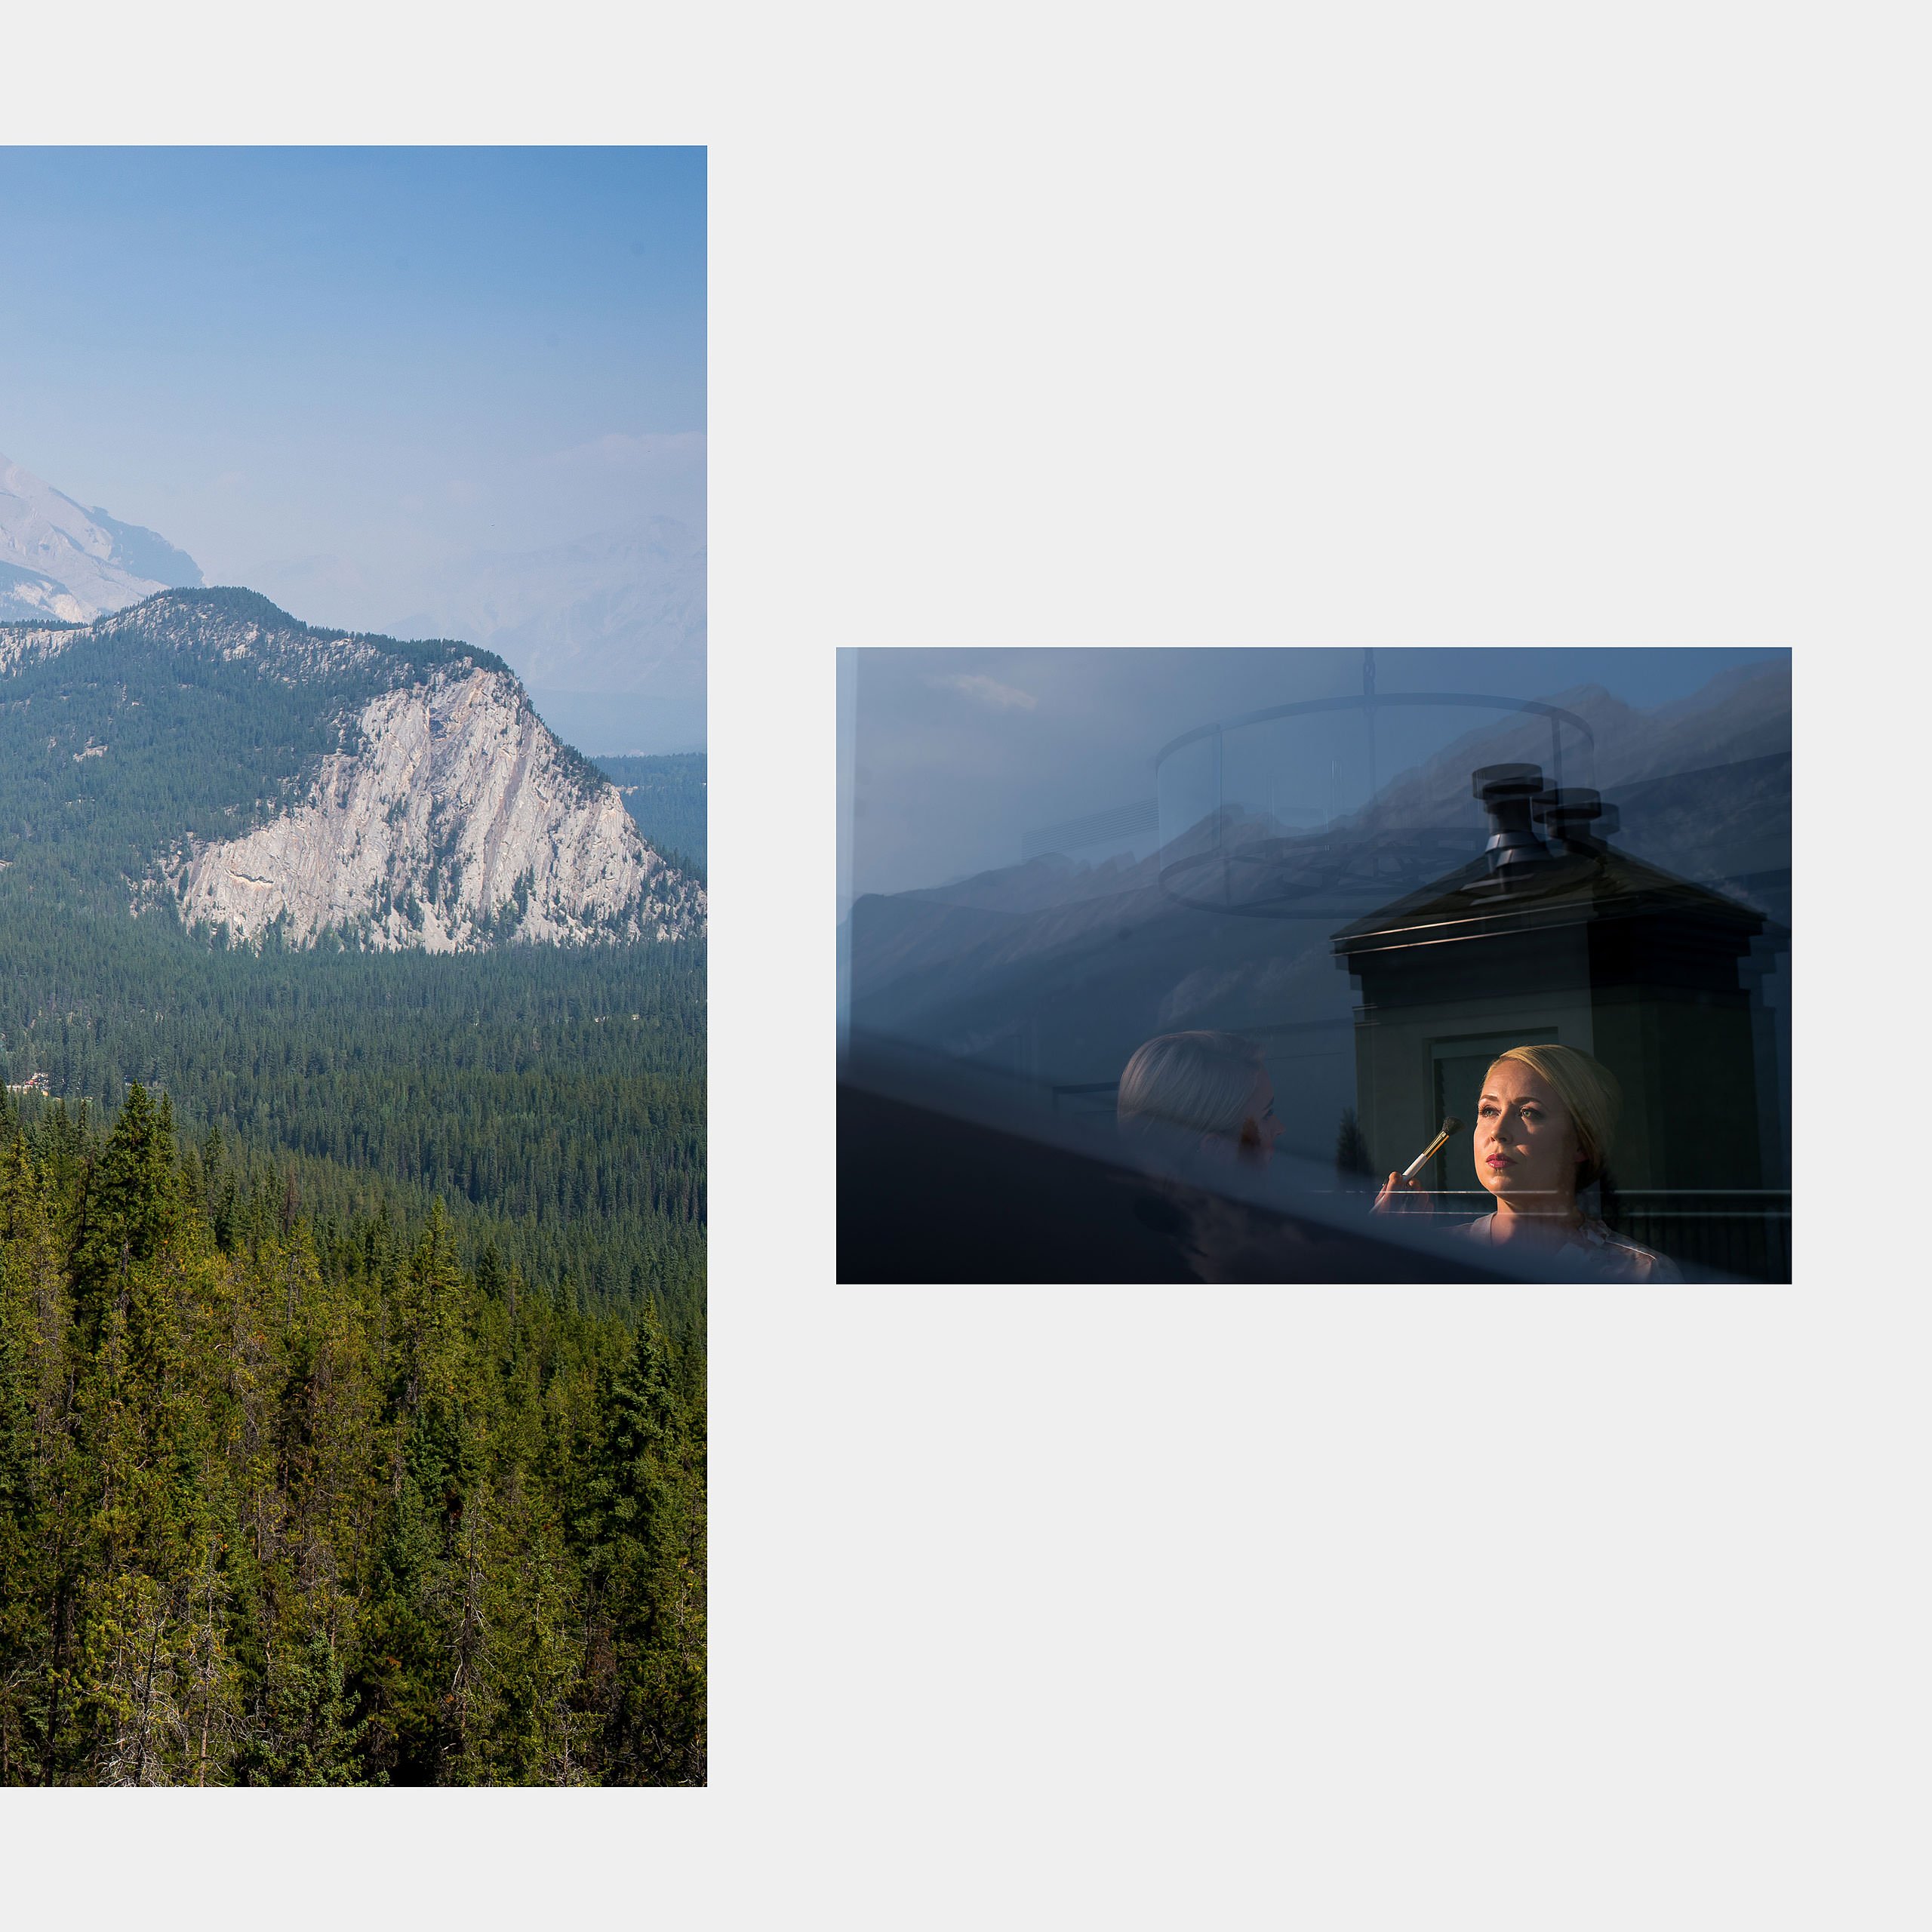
[0,586,704,955]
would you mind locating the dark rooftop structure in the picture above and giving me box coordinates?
[1331,762,1788,1274]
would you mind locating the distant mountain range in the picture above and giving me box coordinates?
[1359,662,1792,832]
[0,452,705,749]
[0,588,704,955]
[393,518,705,700]
[0,451,205,621]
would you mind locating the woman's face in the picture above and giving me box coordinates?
[1232,1066,1284,1169]
[1475,1060,1584,1208]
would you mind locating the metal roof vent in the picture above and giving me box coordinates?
[1471,763,1554,880]
[1531,786,1620,853]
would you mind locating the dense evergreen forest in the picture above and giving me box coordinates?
[0,913,706,1338]
[594,753,706,876]
[0,1084,703,1784]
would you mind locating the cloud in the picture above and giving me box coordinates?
[927,673,1038,712]
[544,431,708,474]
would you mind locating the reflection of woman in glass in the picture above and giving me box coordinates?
[1117,1031,1284,1169]
[1376,1043,1679,1281]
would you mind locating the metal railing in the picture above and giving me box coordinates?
[1604,1189,1792,1283]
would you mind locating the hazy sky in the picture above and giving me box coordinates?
[0,146,705,595]
[842,645,1790,905]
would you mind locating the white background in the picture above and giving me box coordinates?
[7,5,1926,1927]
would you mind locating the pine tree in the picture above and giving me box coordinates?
[575,1309,706,1784]
[69,1081,178,1348]
[1335,1106,1376,1183]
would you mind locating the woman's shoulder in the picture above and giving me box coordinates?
[1448,1213,1681,1280]
[1573,1217,1681,1281]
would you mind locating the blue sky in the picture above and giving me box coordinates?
[0,146,705,608]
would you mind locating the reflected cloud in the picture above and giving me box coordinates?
[926,672,1038,712]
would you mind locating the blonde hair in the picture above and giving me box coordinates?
[1484,1043,1622,1188]
[1118,1031,1266,1141]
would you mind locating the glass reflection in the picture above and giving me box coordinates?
[838,647,1791,1284]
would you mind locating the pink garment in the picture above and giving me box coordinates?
[1449,1213,1681,1282]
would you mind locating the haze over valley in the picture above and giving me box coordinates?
[2,445,703,755]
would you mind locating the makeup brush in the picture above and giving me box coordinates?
[1400,1116,1466,1182]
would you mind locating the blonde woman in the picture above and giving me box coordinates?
[1375,1042,1678,1281]
[1117,1030,1284,1171]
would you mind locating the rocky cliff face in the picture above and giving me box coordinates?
[174,664,703,952]
[1,588,705,955]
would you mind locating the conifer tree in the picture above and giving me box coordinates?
[575,1309,706,1784]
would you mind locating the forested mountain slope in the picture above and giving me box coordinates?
[0,880,704,1335]
[595,752,706,876]
[0,586,704,952]
[0,587,709,1331]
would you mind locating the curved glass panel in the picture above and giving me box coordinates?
[1155,694,1597,917]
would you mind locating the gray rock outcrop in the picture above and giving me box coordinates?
[172,664,703,952]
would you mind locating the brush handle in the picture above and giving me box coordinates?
[1401,1130,1451,1182]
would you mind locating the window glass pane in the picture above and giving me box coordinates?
[838,647,1791,1285]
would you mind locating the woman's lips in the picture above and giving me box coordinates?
[1485,1156,1514,1169]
